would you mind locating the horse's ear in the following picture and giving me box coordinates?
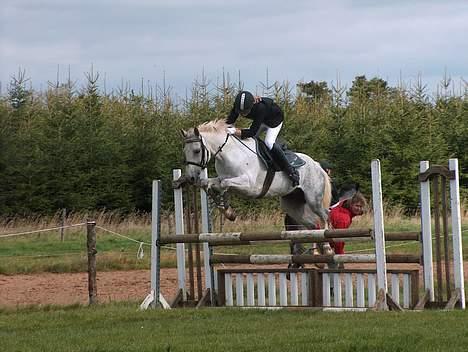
[194,127,200,137]
[180,129,187,138]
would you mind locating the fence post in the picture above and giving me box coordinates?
[449,158,465,309]
[420,160,435,301]
[173,169,187,301]
[371,159,388,310]
[200,169,214,304]
[86,220,98,305]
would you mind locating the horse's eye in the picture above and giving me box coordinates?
[194,149,201,154]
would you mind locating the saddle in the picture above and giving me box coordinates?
[253,137,306,198]
[254,138,306,170]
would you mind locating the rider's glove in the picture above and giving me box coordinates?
[226,127,237,135]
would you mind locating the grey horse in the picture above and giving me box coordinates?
[180,119,333,253]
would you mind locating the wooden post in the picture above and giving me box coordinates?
[441,177,451,301]
[185,188,195,300]
[192,187,203,300]
[86,220,98,305]
[432,175,443,303]
[151,180,162,308]
[173,169,187,301]
[371,159,387,310]
[200,169,213,304]
[449,159,465,309]
[420,161,434,301]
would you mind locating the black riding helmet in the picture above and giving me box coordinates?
[234,91,255,116]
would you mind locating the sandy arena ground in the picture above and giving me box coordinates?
[0,263,466,307]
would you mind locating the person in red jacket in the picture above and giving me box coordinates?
[329,191,367,255]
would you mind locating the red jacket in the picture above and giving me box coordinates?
[329,201,355,254]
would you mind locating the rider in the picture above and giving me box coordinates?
[225,91,299,186]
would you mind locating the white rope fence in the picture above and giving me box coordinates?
[1,222,466,260]
[0,223,87,239]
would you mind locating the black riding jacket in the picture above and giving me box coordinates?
[226,97,284,139]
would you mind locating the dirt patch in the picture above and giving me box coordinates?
[0,269,179,307]
[0,262,466,307]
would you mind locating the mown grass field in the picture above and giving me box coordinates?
[1,303,468,352]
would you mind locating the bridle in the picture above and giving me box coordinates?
[184,133,230,169]
[184,136,210,169]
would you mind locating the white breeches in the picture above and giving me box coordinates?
[256,122,283,150]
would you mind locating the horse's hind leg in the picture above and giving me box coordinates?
[301,190,335,255]
[281,197,324,257]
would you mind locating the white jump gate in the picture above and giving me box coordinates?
[217,268,419,309]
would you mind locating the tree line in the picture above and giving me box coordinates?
[0,70,466,216]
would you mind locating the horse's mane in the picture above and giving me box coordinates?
[197,119,229,135]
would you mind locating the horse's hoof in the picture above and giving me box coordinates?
[224,206,237,221]
[172,178,185,189]
[311,247,321,256]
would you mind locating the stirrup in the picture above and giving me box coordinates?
[289,171,299,186]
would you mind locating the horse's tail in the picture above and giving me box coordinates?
[322,172,332,210]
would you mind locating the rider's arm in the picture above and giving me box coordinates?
[226,107,238,125]
[240,104,266,138]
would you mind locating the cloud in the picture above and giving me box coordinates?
[1,0,467,95]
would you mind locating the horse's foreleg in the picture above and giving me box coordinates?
[209,175,251,222]
[219,174,251,193]
[199,177,222,192]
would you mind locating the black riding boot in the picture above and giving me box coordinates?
[271,143,299,186]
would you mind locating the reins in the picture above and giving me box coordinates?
[232,135,258,156]
[212,133,230,159]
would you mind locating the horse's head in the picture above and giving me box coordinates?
[181,127,211,184]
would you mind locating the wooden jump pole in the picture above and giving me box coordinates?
[159,228,372,245]
[210,253,420,265]
[159,230,419,245]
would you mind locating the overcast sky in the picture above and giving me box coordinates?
[1,0,467,97]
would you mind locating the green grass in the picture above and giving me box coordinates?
[1,303,468,352]
[1,222,467,275]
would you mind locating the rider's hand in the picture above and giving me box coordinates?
[254,95,262,103]
[226,127,237,135]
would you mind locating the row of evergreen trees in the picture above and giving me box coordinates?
[0,70,466,216]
